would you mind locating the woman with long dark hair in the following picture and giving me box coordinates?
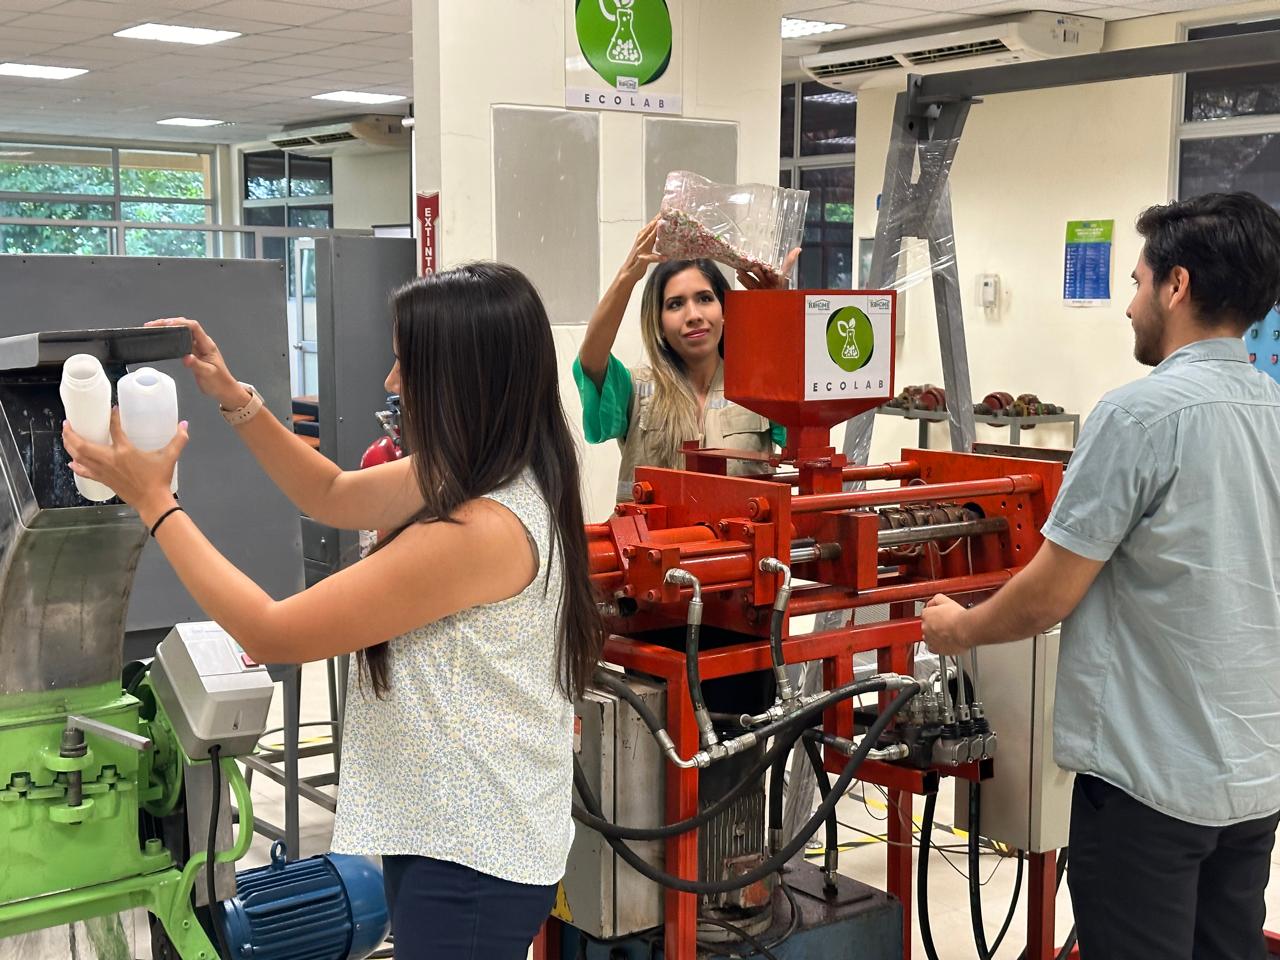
[63,262,604,960]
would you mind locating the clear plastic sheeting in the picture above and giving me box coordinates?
[863,131,975,454]
[654,170,808,275]
[1,912,142,960]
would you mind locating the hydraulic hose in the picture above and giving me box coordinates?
[572,675,906,840]
[800,734,839,889]
[970,784,993,960]
[919,790,943,960]
[759,558,795,702]
[666,568,715,747]
[573,684,918,895]
[592,669,664,737]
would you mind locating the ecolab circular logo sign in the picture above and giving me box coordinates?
[825,306,875,373]
[576,0,673,88]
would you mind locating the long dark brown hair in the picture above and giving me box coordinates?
[358,262,603,700]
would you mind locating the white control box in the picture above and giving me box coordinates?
[954,629,1074,853]
[151,621,274,759]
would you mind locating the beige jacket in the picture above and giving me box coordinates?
[616,363,774,500]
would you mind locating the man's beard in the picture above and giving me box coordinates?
[1133,307,1165,367]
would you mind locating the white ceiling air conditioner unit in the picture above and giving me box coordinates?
[800,12,1104,92]
[268,115,410,156]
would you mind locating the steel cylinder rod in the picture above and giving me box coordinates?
[877,516,1008,546]
[766,460,922,485]
[787,569,1013,617]
[790,474,1041,514]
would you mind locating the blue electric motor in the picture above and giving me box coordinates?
[221,842,390,960]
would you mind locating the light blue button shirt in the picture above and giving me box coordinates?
[1046,337,1280,827]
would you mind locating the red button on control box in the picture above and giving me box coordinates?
[241,652,257,668]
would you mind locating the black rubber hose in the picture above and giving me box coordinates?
[990,850,1024,957]
[592,669,665,735]
[970,783,993,960]
[769,607,786,678]
[800,733,839,884]
[572,717,803,842]
[685,619,709,722]
[207,746,232,960]
[918,790,943,960]
[572,676,898,841]
[574,685,918,895]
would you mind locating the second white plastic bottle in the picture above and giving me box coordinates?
[60,353,116,502]
[118,367,180,494]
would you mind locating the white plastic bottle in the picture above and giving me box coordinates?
[60,353,116,502]
[118,367,180,494]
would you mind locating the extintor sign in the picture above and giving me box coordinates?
[803,294,892,400]
[416,192,439,276]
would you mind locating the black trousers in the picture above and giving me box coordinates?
[381,855,558,960]
[1068,774,1280,960]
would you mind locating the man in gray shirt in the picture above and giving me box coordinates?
[923,191,1280,960]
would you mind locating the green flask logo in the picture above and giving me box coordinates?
[826,307,874,373]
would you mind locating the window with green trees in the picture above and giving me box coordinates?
[0,143,216,257]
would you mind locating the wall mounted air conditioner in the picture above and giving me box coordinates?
[801,12,1104,92]
[269,115,410,156]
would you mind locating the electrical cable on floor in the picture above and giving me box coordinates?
[207,745,232,960]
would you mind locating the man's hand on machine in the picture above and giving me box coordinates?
[63,409,188,527]
[146,317,249,411]
[921,593,973,655]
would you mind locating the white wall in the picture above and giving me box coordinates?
[855,0,1280,466]
[331,149,411,229]
[413,0,782,521]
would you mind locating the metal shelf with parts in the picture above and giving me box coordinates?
[876,404,1081,448]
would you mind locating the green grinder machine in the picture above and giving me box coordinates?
[0,327,272,960]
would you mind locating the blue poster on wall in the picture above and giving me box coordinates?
[1064,219,1114,307]
[1247,308,1280,385]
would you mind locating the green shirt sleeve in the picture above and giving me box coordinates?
[769,422,787,449]
[572,354,634,444]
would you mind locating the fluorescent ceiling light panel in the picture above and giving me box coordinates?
[312,91,406,105]
[781,17,847,39]
[114,23,241,45]
[0,62,88,80]
[157,117,225,127]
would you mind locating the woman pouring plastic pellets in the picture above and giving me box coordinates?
[61,263,605,960]
[574,215,801,502]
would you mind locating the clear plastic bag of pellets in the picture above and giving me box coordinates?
[0,914,139,960]
[654,170,808,276]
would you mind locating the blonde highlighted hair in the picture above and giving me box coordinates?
[636,259,729,468]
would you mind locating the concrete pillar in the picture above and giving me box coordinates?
[412,0,781,518]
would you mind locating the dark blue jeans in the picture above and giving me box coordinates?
[381,855,558,959]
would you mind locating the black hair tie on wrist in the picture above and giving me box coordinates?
[150,505,185,538]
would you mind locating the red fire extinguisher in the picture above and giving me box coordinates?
[359,395,404,468]
[358,396,404,555]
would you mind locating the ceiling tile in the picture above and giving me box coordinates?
[784,1,849,14]
[202,0,340,27]
[305,10,405,32]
